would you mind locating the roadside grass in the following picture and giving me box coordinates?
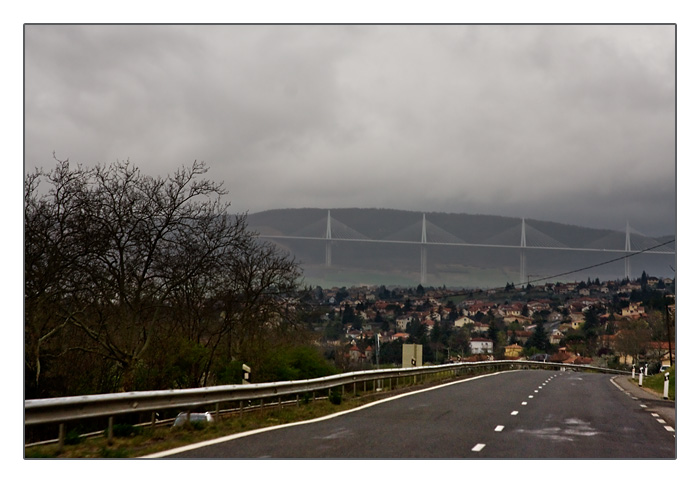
[25,397,374,459]
[26,367,474,459]
[642,366,675,400]
[26,397,372,459]
[25,370,465,459]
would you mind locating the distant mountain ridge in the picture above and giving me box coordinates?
[246,208,675,288]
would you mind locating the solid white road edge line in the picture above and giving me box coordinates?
[143,370,508,458]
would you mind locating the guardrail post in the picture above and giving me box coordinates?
[663,372,670,400]
[150,411,157,430]
[107,416,114,445]
[215,402,220,422]
[57,423,65,453]
[239,400,244,417]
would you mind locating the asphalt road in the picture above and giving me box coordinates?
[155,370,676,459]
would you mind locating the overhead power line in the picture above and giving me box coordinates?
[438,238,675,300]
[524,239,676,286]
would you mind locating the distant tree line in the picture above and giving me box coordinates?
[25,159,333,398]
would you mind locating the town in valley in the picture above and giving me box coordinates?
[306,273,675,373]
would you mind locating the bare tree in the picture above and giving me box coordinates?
[25,159,304,394]
[24,161,92,396]
[613,317,652,367]
[212,235,305,379]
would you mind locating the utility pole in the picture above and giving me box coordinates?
[666,265,675,367]
[665,297,674,366]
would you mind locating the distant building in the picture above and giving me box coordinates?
[454,315,477,328]
[504,344,524,358]
[470,337,493,354]
[621,302,645,319]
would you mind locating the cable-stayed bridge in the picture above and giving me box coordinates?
[255,211,675,286]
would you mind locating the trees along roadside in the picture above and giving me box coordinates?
[25,159,305,397]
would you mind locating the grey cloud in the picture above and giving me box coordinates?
[24,24,676,237]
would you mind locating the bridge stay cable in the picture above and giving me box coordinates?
[254,212,675,284]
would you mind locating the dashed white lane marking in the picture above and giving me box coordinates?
[472,443,486,452]
[495,425,504,432]
[528,395,534,398]
[664,426,675,432]
[511,411,519,416]
[640,404,647,408]
[651,413,659,417]
[521,402,528,405]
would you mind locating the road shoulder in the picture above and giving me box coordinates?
[611,375,675,428]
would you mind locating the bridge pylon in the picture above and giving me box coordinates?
[624,220,631,280]
[325,210,332,268]
[420,214,427,286]
[520,218,527,286]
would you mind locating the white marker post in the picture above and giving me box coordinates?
[632,366,635,378]
[644,364,648,376]
[663,372,670,400]
[638,367,643,387]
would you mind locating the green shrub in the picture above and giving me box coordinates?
[258,345,338,383]
[190,421,208,431]
[64,428,85,446]
[329,388,342,405]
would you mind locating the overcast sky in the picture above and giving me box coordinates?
[24,24,676,236]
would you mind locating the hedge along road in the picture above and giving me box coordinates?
[146,370,676,459]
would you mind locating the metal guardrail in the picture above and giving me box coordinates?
[25,360,627,428]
